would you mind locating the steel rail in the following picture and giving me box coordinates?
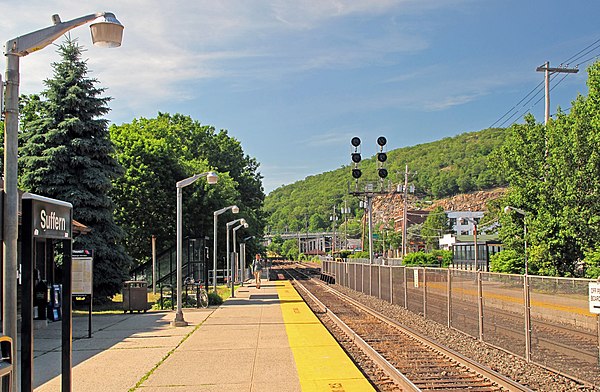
[290,263,534,392]
[284,268,420,391]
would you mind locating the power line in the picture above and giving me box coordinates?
[492,37,599,128]
[563,38,600,64]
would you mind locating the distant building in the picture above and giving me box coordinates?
[446,211,485,235]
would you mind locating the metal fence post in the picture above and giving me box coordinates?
[447,268,452,328]
[378,265,382,299]
[423,268,428,318]
[477,271,484,341]
[389,266,393,304]
[403,267,408,309]
[524,275,532,362]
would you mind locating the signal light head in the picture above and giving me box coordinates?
[351,137,361,147]
[377,152,387,162]
[351,153,362,163]
[377,136,387,147]
[378,168,388,179]
[352,168,362,179]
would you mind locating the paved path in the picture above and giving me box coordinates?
[31,279,372,391]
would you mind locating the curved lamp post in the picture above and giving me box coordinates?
[213,205,239,291]
[231,222,249,298]
[3,13,123,390]
[173,172,218,327]
[226,218,245,288]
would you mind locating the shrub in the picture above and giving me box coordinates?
[208,292,223,306]
[403,252,436,266]
[490,250,523,274]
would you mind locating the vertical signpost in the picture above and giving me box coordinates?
[21,193,73,392]
[588,282,600,366]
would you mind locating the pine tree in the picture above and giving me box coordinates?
[20,38,131,298]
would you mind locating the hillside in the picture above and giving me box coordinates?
[264,127,508,233]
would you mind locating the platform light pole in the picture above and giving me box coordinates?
[2,13,124,390]
[231,222,248,298]
[226,218,245,289]
[172,172,218,327]
[213,205,239,291]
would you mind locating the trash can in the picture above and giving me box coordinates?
[0,335,13,392]
[123,281,150,313]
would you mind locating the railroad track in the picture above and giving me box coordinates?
[277,263,533,392]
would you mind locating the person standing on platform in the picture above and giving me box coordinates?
[252,254,263,289]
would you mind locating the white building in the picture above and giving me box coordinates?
[446,211,484,236]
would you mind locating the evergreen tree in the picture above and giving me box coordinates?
[19,38,131,297]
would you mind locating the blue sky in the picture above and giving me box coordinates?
[2,1,600,193]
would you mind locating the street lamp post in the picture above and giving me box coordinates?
[231,222,248,298]
[172,172,218,327]
[3,13,123,391]
[226,218,245,290]
[213,205,239,291]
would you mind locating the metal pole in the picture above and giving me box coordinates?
[402,164,409,258]
[152,235,156,295]
[524,222,528,276]
[226,224,230,289]
[477,270,484,341]
[213,214,218,292]
[524,274,531,362]
[367,195,373,264]
[240,243,246,285]
[544,61,550,124]
[3,54,19,390]
[172,186,187,326]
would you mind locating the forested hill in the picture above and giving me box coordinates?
[264,127,507,233]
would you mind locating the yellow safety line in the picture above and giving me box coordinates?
[276,280,375,392]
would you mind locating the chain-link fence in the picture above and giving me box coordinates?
[321,260,600,386]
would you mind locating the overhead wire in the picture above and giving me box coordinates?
[491,37,600,128]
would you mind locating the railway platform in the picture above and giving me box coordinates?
[33,279,373,391]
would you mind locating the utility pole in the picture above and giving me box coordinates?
[536,61,578,124]
[401,164,409,258]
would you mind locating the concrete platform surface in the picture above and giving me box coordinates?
[27,279,373,391]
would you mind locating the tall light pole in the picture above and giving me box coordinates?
[2,13,123,389]
[231,222,248,298]
[213,205,239,291]
[172,172,218,327]
[226,218,245,289]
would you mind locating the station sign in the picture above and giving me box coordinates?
[24,193,73,240]
[589,282,600,314]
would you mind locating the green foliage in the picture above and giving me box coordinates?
[208,291,223,306]
[421,206,449,251]
[431,249,453,267]
[19,39,130,297]
[403,252,437,266]
[349,251,369,259]
[110,113,265,267]
[264,128,507,235]
[494,61,600,277]
[489,250,523,274]
[281,239,299,260]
